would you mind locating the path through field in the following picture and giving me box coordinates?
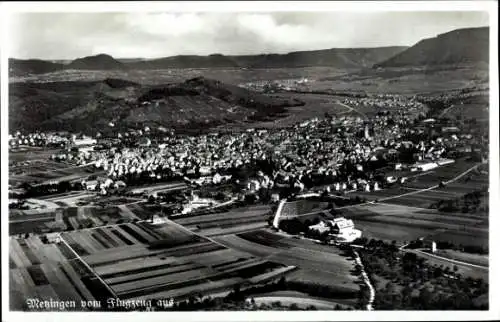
[353,250,375,311]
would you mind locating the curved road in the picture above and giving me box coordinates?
[336,101,369,119]
[251,296,340,309]
[405,248,488,270]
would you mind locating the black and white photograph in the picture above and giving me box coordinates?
[1,1,499,321]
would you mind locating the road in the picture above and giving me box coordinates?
[251,296,339,309]
[336,101,368,119]
[439,104,455,118]
[379,163,481,202]
[404,248,488,270]
[276,164,481,222]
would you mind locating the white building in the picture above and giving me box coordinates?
[308,217,362,243]
[329,217,362,243]
[73,136,97,146]
[415,162,439,172]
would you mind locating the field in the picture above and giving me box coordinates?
[213,229,360,299]
[10,217,297,311]
[9,203,145,235]
[346,160,487,209]
[9,236,97,311]
[250,290,352,309]
[56,221,296,304]
[9,155,103,187]
[171,205,361,303]
[315,65,488,95]
[337,159,489,250]
[341,203,488,248]
[11,64,487,96]
[434,249,489,267]
[10,67,350,86]
[9,147,63,164]
[128,182,188,195]
[173,205,272,237]
[217,93,356,130]
[279,200,330,220]
[40,191,96,207]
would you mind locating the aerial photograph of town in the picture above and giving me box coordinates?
[2,3,498,317]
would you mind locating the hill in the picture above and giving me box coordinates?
[9,59,64,76]
[374,27,489,68]
[9,47,408,76]
[8,76,304,133]
[128,46,408,70]
[65,53,126,70]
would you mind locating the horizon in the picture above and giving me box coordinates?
[10,44,413,62]
[8,12,489,60]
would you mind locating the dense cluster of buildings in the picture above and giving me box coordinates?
[9,93,487,207]
[342,95,425,110]
[240,78,310,93]
[8,131,68,148]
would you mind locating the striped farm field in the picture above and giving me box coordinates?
[360,203,486,225]
[52,218,302,303]
[213,229,358,293]
[125,203,158,220]
[111,267,216,296]
[129,277,245,301]
[11,203,362,307]
[237,230,293,249]
[105,263,205,285]
[171,205,273,237]
[9,235,97,311]
[149,221,204,242]
[340,202,488,246]
[198,222,269,237]
[174,205,271,226]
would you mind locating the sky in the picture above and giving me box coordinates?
[8,11,489,60]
